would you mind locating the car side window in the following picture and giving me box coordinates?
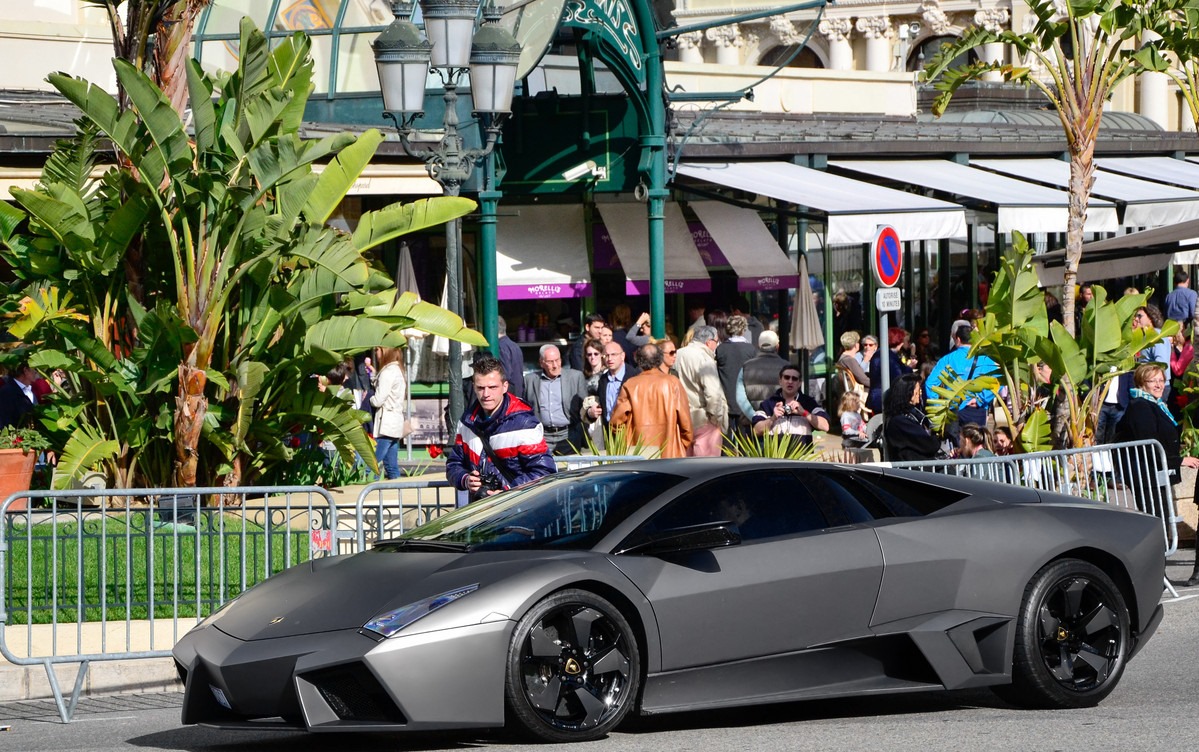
[639,471,828,542]
[792,470,877,525]
[842,470,971,518]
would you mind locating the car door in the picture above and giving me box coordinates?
[610,469,884,671]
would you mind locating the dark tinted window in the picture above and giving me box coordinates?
[792,470,876,525]
[847,471,971,518]
[639,471,828,542]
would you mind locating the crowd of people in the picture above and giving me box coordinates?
[441,299,834,500]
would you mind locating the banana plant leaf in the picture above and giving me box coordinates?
[351,198,478,253]
[53,423,120,490]
[1019,406,1053,452]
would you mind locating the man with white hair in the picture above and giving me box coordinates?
[673,325,728,455]
[524,344,587,454]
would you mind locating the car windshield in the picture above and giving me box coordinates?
[394,469,682,551]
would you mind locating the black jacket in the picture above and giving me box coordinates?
[1115,396,1182,483]
[883,407,942,461]
[0,378,34,430]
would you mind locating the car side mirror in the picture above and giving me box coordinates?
[617,521,742,556]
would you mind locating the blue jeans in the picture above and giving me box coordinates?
[375,435,401,480]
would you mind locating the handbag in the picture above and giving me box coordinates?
[399,416,418,439]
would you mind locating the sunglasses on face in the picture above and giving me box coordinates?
[663,348,677,355]
[781,374,801,382]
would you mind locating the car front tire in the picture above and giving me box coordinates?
[996,558,1131,709]
[505,589,641,742]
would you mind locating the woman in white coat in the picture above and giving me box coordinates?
[370,347,407,479]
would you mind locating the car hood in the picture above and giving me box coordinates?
[211,548,590,641]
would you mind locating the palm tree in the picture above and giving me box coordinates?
[2,18,484,488]
[922,0,1160,337]
[81,0,210,114]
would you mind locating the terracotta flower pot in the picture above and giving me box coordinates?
[0,448,37,513]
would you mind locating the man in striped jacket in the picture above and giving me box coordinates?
[446,354,556,502]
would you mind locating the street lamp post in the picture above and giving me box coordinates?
[373,0,520,429]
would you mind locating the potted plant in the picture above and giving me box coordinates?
[0,425,50,512]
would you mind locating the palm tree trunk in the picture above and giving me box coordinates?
[173,363,208,487]
[1062,138,1096,339]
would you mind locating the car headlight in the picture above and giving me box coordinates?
[362,584,480,638]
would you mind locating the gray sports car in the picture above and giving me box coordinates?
[172,459,1165,742]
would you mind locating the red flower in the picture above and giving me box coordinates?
[288,436,302,448]
[427,445,443,459]
[12,437,22,445]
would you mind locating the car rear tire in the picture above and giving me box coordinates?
[505,589,641,742]
[996,558,1130,709]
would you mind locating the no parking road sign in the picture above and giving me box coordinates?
[872,225,902,288]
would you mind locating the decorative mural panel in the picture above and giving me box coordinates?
[562,0,645,87]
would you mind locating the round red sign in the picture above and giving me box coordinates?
[872,225,902,288]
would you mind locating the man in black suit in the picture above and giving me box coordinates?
[0,361,38,429]
[587,341,641,431]
[496,316,525,401]
[524,345,587,454]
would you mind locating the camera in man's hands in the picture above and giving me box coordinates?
[782,404,802,417]
[478,474,505,493]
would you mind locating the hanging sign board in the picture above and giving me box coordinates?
[876,287,903,312]
[872,225,903,288]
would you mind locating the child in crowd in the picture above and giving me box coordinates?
[839,390,868,449]
[993,426,1015,456]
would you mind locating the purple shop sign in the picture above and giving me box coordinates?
[497,282,594,300]
[625,278,711,295]
[739,274,799,291]
[688,221,730,266]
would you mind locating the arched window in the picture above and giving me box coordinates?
[760,44,825,69]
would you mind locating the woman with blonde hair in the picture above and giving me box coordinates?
[370,346,408,479]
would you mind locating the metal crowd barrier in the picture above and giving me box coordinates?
[0,485,337,722]
[878,439,1180,558]
[351,454,647,550]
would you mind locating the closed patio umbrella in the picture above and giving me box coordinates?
[789,254,825,390]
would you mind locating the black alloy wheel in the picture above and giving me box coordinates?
[505,589,641,742]
[996,558,1130,709]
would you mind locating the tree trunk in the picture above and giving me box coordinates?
[173,363,208,487]
[154,1,211,117]
[1063,137,1096,339]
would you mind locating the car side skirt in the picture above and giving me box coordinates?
[640,620,1013,715]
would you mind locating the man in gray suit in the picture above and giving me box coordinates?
[525,344,588,454]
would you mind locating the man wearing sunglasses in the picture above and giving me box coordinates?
[751,364,829,446]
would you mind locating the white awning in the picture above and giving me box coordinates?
[1033,218,1199,286]
[1,166,111,198]
[689,201,798,290]
[596,202,711,294]
[972,158,1199,229]
[496,204,592,299]
[830,159,1119,235]
[674,161,966,245]
[1,164,439,198]
[312,163,439,195]
[1099,156,1199,191]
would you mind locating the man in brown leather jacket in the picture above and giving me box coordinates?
[610,344,693,458]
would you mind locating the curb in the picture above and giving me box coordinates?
[0,658,181,703]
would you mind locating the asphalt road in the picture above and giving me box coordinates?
[3,583,1197,752]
